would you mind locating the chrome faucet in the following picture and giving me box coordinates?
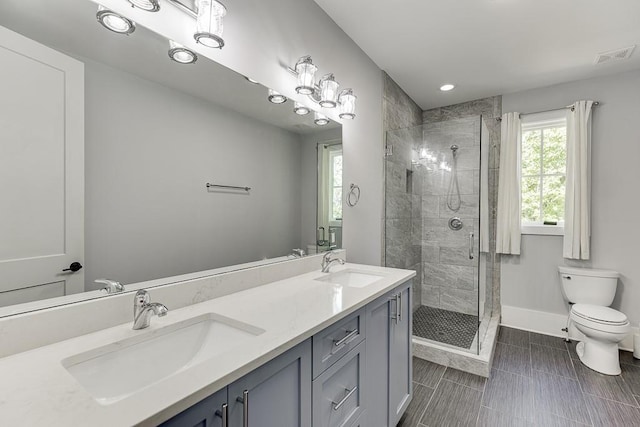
[95,279,125,294]
[290,248,306,258]
[321,251,345,273]
[133,289,168,330]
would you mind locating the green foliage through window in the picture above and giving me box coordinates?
[521,123,566,224]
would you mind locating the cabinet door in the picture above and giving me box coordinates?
[364,291,392,427]
[389,282,412,426]
[228,339,312,427]
[160,388,228,427]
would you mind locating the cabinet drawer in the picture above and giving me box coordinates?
[312,308,365,377]
[312,341,365,427]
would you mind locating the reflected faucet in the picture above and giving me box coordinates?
[95,279,125,294]
[290,248,306,258]
[321,251,345,273]
[133,290,168,330]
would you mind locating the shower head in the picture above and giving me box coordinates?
[450,145,458,152]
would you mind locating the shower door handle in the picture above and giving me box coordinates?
[469,232,474,260]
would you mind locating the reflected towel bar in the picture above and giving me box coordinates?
[206,183,251,192]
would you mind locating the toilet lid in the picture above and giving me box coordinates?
[572,304,628,325]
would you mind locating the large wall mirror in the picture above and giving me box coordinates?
[0,0,342,316]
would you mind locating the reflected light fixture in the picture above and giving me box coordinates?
[268,89,287,104]
[294,56,317,95]
[245,77,259,84]
[127,0,160,12]
[319,74,339,108]
[96,5,136,35]
[168,40,197,64]
[440,84,455,91]
[338,89,356,120]
[194,0,227,49]
[293,102,310,115]
[314,112,329,126]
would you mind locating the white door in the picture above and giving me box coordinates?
[0,25,84,307]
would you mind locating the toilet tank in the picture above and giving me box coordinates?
[558,266,620,306]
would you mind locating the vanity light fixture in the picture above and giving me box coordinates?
[268,89,288,104]
[294,56,318,95]
[96,5,136,35]
[194,0,227,49]
[314,112,329,126]
[440,84,455,92]
[288,55,357,119]
[338,89,356,120]
[168,40,197,64]
[127,0,160,12]
[293,102,310,115]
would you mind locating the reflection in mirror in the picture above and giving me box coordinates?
[316,141,343,253]
[0,0,342,316]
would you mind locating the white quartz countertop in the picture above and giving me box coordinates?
[0,263,414,426]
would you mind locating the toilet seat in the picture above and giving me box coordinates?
[571,304,630,333]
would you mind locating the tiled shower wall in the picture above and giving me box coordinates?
[382,72,423,310]
[422,97,502,317]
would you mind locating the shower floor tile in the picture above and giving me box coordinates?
[413,305,479,349]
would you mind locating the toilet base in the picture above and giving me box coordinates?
[576,340,621,375]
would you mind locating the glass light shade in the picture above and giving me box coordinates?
[293,102,310,115]
[268,89,287,104]
[419,148,428,160]
[97,6,135,35]
[314,112,329,126]
[338,89,356,119]
[168,40,197,64]
[194,0,227,49]
[295,58,317,95]
[127,0,160,12]
[319,74,339,108]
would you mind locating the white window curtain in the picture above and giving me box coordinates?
[563,100,594,259]
[496,112,522,255]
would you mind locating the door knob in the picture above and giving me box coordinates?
[62,262,83,272]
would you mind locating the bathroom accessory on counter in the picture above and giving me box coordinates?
[206,183,251,192]
[96,279,125,294]
[290,248,306,258]
[346,183,360,207]
[133,290,168,330]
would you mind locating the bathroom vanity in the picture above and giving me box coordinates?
[0,260,414,426]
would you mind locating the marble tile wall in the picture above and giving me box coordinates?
[420,97,502,319]
[382,72,424,310]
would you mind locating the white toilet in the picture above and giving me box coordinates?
[558,266,630,375]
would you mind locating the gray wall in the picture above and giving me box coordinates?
[84,59,304,289]
[501,69,640,325]
[382,72,424,309]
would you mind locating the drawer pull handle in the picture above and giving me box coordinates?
[333,386,358,411]
[333,329,359,347]
[236,390,248,427]
[215,403,228,427]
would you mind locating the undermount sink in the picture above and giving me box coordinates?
[315,269,386,288]
[62,313,264,405]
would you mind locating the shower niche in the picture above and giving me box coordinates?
[385,115,498,357]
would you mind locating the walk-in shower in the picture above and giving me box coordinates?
[385,115,499,362]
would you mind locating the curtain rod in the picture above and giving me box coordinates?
[495,101,600,121]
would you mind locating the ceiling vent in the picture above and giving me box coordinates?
[594,45,636,65]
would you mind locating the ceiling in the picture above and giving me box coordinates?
[314,0,640,110]
[0,0,338,135]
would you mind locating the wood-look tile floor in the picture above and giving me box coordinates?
[398,327,640,426]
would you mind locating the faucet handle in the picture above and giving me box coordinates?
[95,279,125,294]
[134,289,150,309]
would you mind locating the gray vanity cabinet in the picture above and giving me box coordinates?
[159,388,227,427]
[364,281,412,427]
[227,338,312,427]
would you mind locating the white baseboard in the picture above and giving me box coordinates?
[501,305,637,352]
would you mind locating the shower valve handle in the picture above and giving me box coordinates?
[469,232,475,260]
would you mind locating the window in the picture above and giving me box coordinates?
[521,111,567,235]
[329,149,343,224]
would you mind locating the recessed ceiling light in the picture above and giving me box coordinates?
[267,89,287,104]
[96,5,136,35]
[440,84,455,92]
[314,112,329,126]
[168,40,197,64]
[127,0,160,12]
[293,102,310,115]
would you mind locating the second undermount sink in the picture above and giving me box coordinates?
[315,269,386,288]
[62,313,264,405]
